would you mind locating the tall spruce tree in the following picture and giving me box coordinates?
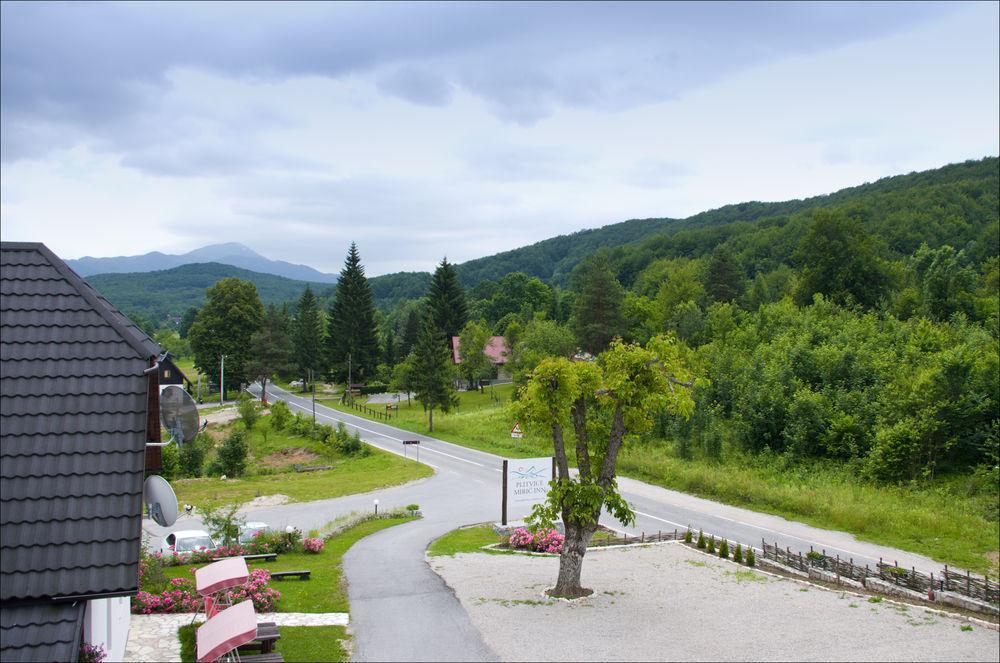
[294,286,324,388]
[427,258,468,341]
[326,243,380,384]
[400,308,420,356]
[411,312,458,432]
[248,304,295,404]
[706,244,744,303]
[570,254,626,354]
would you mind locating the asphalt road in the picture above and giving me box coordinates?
[147,383,949,661]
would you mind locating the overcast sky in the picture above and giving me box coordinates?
[1,1,997,276]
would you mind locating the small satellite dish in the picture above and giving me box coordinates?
[144,475,179,527]
[160,385,199,447]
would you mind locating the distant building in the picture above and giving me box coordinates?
[450,335,511,382]
[1,243,165,662]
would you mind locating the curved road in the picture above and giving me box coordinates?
[151,384,948,660]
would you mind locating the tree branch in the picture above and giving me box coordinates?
[551,422,570,481]
[598,403,626,487]
[570,397,591,481]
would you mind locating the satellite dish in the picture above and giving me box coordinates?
[160,385,199,447]
[144,475,179,527]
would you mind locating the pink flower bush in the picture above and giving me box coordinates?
[303,537,324,554]
[508,528,534,549]
[223,569,281,612]
[507,527,564,554]
[80,643,107,663]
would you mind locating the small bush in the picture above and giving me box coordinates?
[406,503,420,513]
[746,547,756,567]
[734,543,744,563]
[160,441,180,480]
[719,538,729,559]
[684,528,692,543]
[303,537,325,554]
[201,503,245,547]
[237,393,261,431]
[216,429,248,477]
[696,530,706,549]
[79,643,107,663]
[708,535,716,553]
[532,528,565,554]
[270,400,292,430]
[179,434,206,478]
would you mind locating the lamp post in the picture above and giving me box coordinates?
[373,499,379,516]
[285,524,296,548]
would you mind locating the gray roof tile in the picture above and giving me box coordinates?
[1,242,164,659]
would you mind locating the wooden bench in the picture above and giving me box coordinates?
[238,622,280,655]
[213,553,278,563]
[270,570,311,581]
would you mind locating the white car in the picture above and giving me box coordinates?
[160,529,216,555]
[239,521,273,544]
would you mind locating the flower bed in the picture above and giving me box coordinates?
[506,527,565,554]
[134,569,280,614]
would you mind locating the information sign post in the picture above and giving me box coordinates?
[501,456,555,525]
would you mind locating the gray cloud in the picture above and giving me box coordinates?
[626,160,693,189]
[2,1,954,164]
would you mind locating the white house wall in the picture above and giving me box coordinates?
[84,596,131,662]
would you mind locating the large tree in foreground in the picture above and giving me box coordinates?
[326,243,380,384]
[517,336,695,598]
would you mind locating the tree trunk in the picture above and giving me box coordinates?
[261,377,268,405]
[549,521,597,599]
[428,408,434,432]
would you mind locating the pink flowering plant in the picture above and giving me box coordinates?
[506,527,564,554]
[303,537,324,554]
[79,642,107,663]
[507,527,534,549]
[132,576,201,614]
[223,569,281,612]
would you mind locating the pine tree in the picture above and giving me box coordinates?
[400,308,420,356]
[696,530,706,549]
[706,244,744,302]
[427,258,468,341]
[294,286,324,387]
[746,547,756,567]
[707,535,716,553]
[570,254,625,354]
[326,243,380,384]
[410,312,458,432]
[718,538,729,559]
[383,330,397,366]
[733,543,744,563]
[248,304,295,405]
[684,528,693,543]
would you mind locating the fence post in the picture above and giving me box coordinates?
[641,532,644,543]
[966,570,971,595]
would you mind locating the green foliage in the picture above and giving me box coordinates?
[236,393,262,431]
[427,257,469,339]
[293,285,325,383]
[697,530,706,550]
[200,502,245,547]
[745,547,756,567]
[706,244,744,303]
[214,428,249,477]
[457,319,494,389]
[326,243,380,383]
[733,542,743,563]
[160,440,180,480]
[510,316,577,385]
[406,503,420,512]
[684,528,693,543]
[269,399,292,430]
[718,538,730,558]
[707,535,716,553]
[793,210,889,307]
[248,303,295,392]
[571,254,626,353]
[188,277,265,396]
[410,313,458,432]
[178,434,207,478]
[330,422,369,456]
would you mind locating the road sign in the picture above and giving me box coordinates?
[402,439,420,462]
[402,440,420,445]
[510,422,523,438]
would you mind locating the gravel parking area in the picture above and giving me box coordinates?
[430,543,998,662]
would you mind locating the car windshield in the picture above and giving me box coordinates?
[239,527,269,543]
[175,536,213,552]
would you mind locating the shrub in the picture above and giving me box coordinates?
[223,568,281,612]
[708,535,716,553]
[201,503,245,547]
[696,530,706,549]
[746,547,756,567]
[133,569,280,614]
[216,429,248,477]
[406,504,420,513]
[139,542,167,592]
[684,528,693,543]
[237,393,262,431]
[508,528,534,549]
[532,529,565,554]
[179,434,206,478]
[269,400,291,430]
[303,537,325,554]
[719,538,729,559]
[734,543,744,563]
[160,441,180,480]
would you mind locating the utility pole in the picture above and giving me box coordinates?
[219,354,226,406]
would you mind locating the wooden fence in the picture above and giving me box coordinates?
[589,529,686,548]
[760,540,998,605]
[345,398,393,421]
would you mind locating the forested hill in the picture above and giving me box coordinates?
[86,263,334,322]
[371,156,998,295]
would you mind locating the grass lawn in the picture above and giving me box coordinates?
[333,388,999,574]
[165,516,415,612]
[179,624,348,662]
[428,524,505,556]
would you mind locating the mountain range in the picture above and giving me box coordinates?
[80,156,998,322]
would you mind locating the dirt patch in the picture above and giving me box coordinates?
[241,494,291,509]
[259,448,322,469]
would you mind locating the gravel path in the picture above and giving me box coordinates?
[430,543,999,662]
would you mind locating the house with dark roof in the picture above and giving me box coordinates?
[1,243,165,662]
